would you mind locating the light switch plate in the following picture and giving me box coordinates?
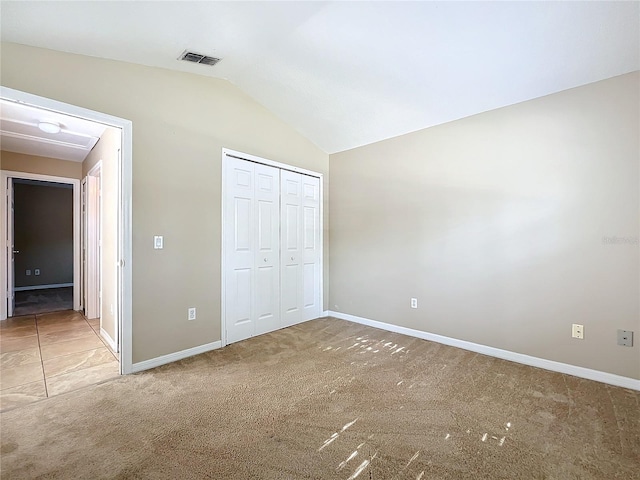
[154,236,163,249]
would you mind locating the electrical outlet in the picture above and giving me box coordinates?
[154,236,163,249]
[34,269,40,276]
[617,330,633,347]
[26,269,31,276]
[188,307,196,321]
[410,298,418,309]
[572,324,584,339]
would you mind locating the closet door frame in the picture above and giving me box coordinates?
[220,148,324,347]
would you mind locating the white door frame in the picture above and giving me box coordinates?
[1,172,81,316]
[6,178,14,317]
[80,178,85,313]
[220,147,324,347]
[0,86,133,375]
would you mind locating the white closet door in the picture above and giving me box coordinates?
[225,158,281,344]
[301,175,321,321]
[253,163,280,335]
[224,153,321,343]
[224,159,255,343]
[280,170,303,327]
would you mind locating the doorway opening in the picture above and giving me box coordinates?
[2,170,81,319]
[11,177,76,316]
[0,87,133,376]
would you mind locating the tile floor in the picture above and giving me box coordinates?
[0,310,119,411]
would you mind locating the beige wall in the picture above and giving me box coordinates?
[13,183,73,287]
[82,127,120,343]
[330,72,639,380]
[1,42,329,363]
[0,151,82,179]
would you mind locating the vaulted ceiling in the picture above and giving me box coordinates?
[1,1,638,153]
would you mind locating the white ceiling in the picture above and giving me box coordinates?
[1,1,638,154]
[0,100,106,162]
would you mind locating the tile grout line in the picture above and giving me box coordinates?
[42,345,112,361]
[37,335,103,352]
[0,317,41,393]
[87,317,119,362]
[45,353,119,380]
[84,314,119,363]
[34,314,49,398]
[38,313,104,392]
[40,314,118,395]
[85,315,116,358]
[2,310,118,407]
[40,325,109,361]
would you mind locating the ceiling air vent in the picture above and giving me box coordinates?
[178,50,221,67]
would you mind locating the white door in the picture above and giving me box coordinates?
[254,163,280,335]
[301,174,321,321]
[225,159,254,343]
[223,153,321,343]
[85,174,101,320]
[280,171,321,326]
[224,158,280,343]
[6,178,14,317]
[280,170,303,327]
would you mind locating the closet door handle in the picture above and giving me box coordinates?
[264,258,268,262]
[291,256,294,261]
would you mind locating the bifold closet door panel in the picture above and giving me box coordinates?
[225,155,321,343]
[225,158,281,343]
[301,174,321,321]
[280,169,304,328]
[224,158,255,344]
[253,163,281,336]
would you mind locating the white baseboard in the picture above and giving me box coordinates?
[131,341,222,373]
[322,310,329,317]
[329,311,640,391]
[100,327,118,353]
[14,283,73,292]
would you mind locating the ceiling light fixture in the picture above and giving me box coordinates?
[38,121,61,134]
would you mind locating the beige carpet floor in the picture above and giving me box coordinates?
[1,317,638,479]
